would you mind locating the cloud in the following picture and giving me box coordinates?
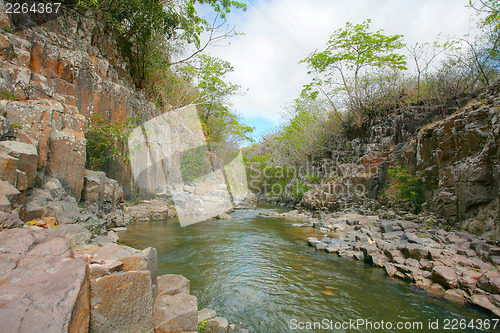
[201,0,475,132]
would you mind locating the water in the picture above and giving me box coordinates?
[120,205,497,332]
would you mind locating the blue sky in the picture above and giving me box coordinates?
[198,0,477,143]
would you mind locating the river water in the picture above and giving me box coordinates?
[120,205,496,332]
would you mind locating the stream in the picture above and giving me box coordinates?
[120,204,496,332]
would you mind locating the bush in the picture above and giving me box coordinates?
[85,113,140,170]
[386,166,424,213]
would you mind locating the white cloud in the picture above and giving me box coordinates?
[201,0,475,127]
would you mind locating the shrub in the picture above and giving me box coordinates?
[85,113,140,170]
[387,166,425,213]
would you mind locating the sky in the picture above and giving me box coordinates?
[198,0,478,142]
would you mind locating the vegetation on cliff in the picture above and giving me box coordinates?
[245,0,500,210]
[76,0,253,170]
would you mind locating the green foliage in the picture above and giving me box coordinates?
[76,0,246,89]
[180,146,211,184]
[288,180,310,202]
[10,123,22,129]
[85,113,140,170]
[387,166,425,213]
[1,90,15,100]
[302,19,406,111]
[198,320,207,332]
[195,55,253,145]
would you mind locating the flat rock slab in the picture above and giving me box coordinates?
[0,229,89,333]
[154,293,198,333]
[91,270,154,333]
[198,308,217,323]
[158,274,190,296]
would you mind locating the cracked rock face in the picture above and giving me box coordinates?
[0,228,90,333]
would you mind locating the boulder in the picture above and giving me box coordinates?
[157,274,190,296]
[82,170,105,203]
[431,266,459,289]
[91,271,154,333]
[0,141,38,188]
[154,293,198,333]
[477,271,500,294]
[198,308,217,323]
[0,180,20,208]
[48,223,92,246]
[0,210,22,228]
[205,317,229,333]
[0,229,89,333]
[91,243,158,298]
[444,289,468,305]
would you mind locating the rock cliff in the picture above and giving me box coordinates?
[299,79,500,239]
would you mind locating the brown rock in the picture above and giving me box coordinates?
[427,283,446,298]
[157,274,190,296]
[89,261,124,279]
[0,229,89,333]
[477,271,500,294]
[444,289,469,305]
[91,271,154,333]
[0,141,38,188]
[431,265,459,289]
[154,293,198,333]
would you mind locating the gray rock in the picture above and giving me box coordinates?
[315,242,327,251]
[198,308,217,323]
[49,223,92,246]
[205,317,229,333]
[431,265,459,289]
[0,210,22,229]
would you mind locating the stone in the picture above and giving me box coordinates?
[49,223,92,245]
[198,308,217,323]
[360,244,378,259]
[89,261,124,279]
[82,170,105,203]
[431,266,459,289]
[90,235,114,245]
[0,151,18,185]
[0,229,89,333]
[471,294,498,313]
[91,271,154,333]
[382,231,403,241]
[477,271,500,294]
[315,242,327,251]
[444,289,469,305]
[427,283,446,298]
[205,317,229,333]
[0,141,38,188]
[157,274,190,296]
[0,210,22,229]
[154,293,198,333]
[399,244,429,260]
[0,180,20,206]
[91,244,158,298]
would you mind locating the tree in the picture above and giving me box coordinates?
[76,0,246,88]
[406,41,455,100]
[194,55,253,146]
[302,19,406,111]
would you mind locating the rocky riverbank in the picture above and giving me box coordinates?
[261,209,500,317]
[0,226,250,333]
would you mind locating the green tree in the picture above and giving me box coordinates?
[302,19,406,110]
[76,0,246,88]
[195,54,253,146]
